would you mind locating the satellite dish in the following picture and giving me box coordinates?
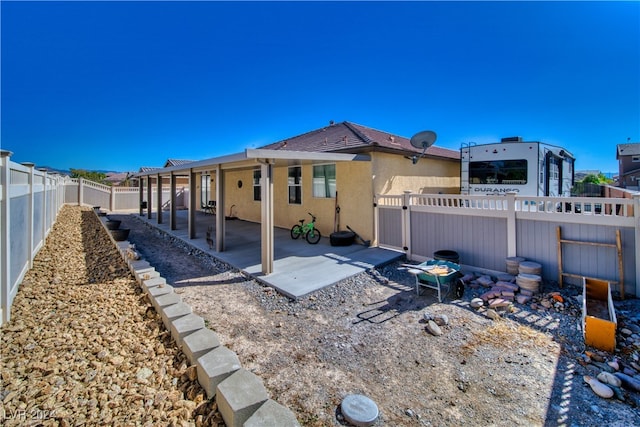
[409,130,437,164]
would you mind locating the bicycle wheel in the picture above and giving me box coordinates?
[305,228,321,244]
[291,225,302,239]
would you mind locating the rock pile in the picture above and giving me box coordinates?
[579,349,640,407]
[0,206,222,426]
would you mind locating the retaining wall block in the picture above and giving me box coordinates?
[135,269,160,284]
[197,346,241,399]
[169,313,204,347]
[116,241,130,253]
[216,368,269,427]
[146,283,173,299]
[182,328,221,365]
[243,399,301,427]
[141,276,167,293]
[128,259,151,275]
[160,301,192,328]
[154,292,182,310]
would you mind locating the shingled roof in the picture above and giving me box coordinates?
[259,121,459,160]
[164,159,195,167]
[617,143,640,158]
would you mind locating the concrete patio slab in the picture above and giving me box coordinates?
[123,210,403,298]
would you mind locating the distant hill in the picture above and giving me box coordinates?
[37,166,71,176]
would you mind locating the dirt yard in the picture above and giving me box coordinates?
[2,206,639,426]
[116,211,640,426]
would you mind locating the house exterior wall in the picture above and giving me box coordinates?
[371,151,460,195]
[618,155,640,189]
[203,153,461,243]
[223,168,261,222]
[209,162,377,241]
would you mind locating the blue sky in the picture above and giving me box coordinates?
[2,1,638,174]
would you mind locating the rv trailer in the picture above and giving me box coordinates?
[460,137,575,196]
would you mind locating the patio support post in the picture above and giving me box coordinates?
[146,175,152,220]
[189,169,197,239]
[506,193,517,257]
[215,165,225,252]
[170,173,177,230]
[260,161,274,274]
[139,177,144,216]
[156,173,163,224]
[634,195,640,297]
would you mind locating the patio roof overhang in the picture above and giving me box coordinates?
[134,148,371,276]
[134,149,370,177]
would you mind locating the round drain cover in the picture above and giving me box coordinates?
[341,394,379,427]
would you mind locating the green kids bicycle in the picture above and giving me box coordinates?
[290,213,322,244]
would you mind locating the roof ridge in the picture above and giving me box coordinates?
[269,122,343,146]
[343,121,375,145]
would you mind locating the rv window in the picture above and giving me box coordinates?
[469,160,528,185]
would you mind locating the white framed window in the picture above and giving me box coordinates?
[632,156,640,162]
[288,166,302,204]
[253,169,261,201]
[313,164,336,198]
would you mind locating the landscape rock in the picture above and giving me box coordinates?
[470,298,484,309]
[426,320,443,336]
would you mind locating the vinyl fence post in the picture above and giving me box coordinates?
[78,177,84,207]
[1,150,13,325]
[402,191,412,259]
[110,185,116,212]
[23,163,35,268]
[506,193,517,257]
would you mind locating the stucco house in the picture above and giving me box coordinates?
[201,121,460,243]
[617,143,640,191]
[134,121,458,274]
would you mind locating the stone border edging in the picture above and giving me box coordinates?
[97,213,301,427]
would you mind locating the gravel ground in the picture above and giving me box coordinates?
[1,206,222,426]
[2,206,640,426]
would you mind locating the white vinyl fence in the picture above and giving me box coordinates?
[63,179,187,212]
[375,192,640,297]
[1,151,67,325]
[1,150,189,325]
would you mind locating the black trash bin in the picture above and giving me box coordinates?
[433,250,460,264]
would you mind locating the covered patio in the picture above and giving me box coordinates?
[134,149,403,298]
[134,209,403,298]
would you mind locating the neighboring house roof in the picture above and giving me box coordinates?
[138,166,160,173]
[104,172,130,184]
[616,143,640,158]
[164,159,195,167]
[259,121,460,160]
